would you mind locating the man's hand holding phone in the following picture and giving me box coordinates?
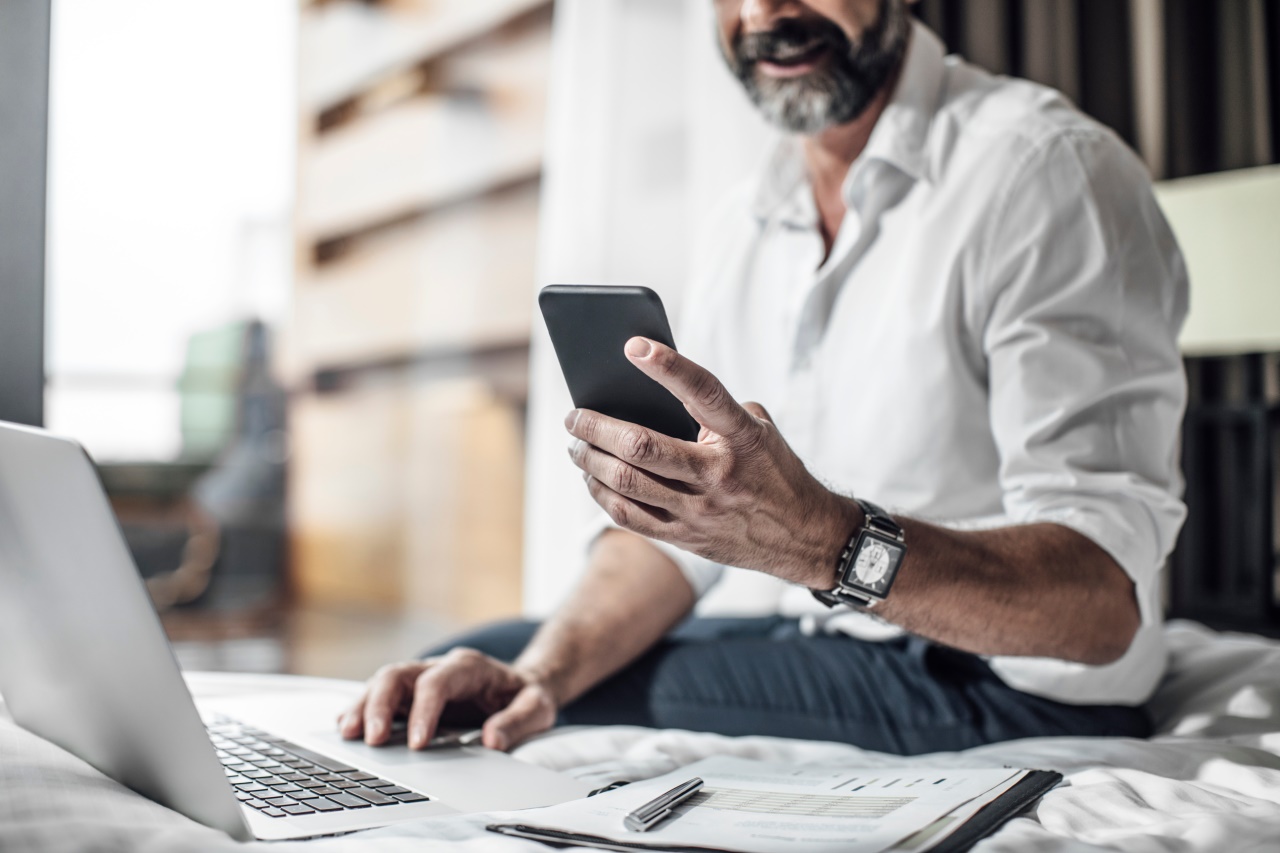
[566,336,857,590]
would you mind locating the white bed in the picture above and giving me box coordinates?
[3,621,1280,853]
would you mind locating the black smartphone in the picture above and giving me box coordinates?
[539,285,700,441]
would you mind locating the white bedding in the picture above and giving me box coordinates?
[3,621,1280,853]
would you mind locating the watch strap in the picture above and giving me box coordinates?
[810,587,873,608]
[811,499,902,610]
[856,498,903,541]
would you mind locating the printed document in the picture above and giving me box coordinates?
[490,756,1025,853]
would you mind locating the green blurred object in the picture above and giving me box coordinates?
[97,320,256,501]
[178,321,254,462]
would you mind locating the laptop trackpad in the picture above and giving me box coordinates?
[303,726,489,766]
[301,726,591,811]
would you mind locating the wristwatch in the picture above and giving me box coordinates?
[811,498,907,609]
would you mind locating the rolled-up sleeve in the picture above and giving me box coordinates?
[979,129,1189,626]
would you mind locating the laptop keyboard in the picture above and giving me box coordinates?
[206,717,430,819]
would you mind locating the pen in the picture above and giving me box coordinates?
[623,777,704,832]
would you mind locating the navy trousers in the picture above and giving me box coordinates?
[425,616,1150,755]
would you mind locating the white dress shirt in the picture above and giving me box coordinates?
[634,21,1189,707]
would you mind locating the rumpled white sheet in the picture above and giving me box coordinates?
[3,621,1279,852]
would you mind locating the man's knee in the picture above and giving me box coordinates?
[418,619,540,663]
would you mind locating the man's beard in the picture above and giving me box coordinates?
[723,0,911,135]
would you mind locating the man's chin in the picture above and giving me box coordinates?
[744,79,828,132]
[752,75,819,105]
[754,100,837,136]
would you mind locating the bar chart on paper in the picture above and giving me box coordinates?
[684,788,916,819]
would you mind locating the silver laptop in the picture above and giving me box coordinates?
[0,421,589,840]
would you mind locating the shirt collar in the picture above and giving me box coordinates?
[750,19,947,223]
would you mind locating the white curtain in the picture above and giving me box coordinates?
[522,0,778,615]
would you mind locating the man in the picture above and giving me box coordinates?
[340,0,1188,755]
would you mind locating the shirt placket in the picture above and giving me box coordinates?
[777,229,860,463]
[784,185,870,463]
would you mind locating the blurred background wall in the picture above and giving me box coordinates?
[289,0,553,650]
[24,0,1280,676]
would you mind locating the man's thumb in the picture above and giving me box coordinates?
[482,685,555,751]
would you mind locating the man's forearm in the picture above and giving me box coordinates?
[513,529,696,707]
[821,500,1141,665]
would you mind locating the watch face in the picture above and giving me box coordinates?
[854,541,892,584]
[841,532,904,598]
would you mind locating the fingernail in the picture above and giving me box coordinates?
[367,720,385,742]
[490,731,508,752]
[410,723,426,749]
[626,337,652,358]
[564,409,581,431]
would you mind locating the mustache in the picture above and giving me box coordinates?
[735,17,851,65]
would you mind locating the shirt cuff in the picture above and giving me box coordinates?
[1020,497,1171,628]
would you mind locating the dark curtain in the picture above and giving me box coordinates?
[913,0,1279,180]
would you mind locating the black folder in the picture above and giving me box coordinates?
[921,769,1063,853]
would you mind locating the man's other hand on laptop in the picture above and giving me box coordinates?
[339,649,556,751]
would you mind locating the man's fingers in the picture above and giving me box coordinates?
[625,338,756,438]
[338,695,367,740]
[585,473,673,540]
[405,649,495,750]
[482,684,556,752]
[349,652,541,752]
[569,439,687,509]
[567,408,708,483]
[406,668,454,750]
[361,664,416,745]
